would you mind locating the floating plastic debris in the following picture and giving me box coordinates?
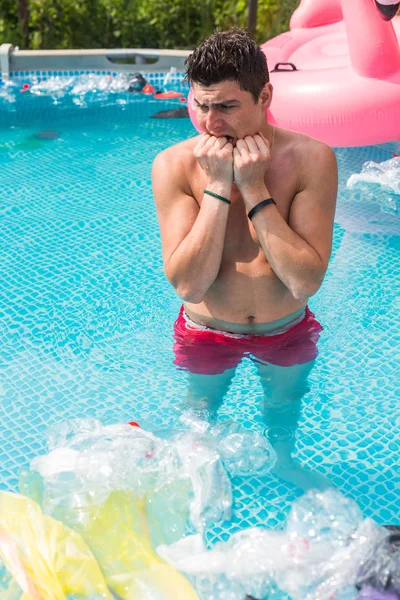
[159,489,388,600]
[25,72,159,99]
[0,79,17,104]
[347,157,400,214]
[0,489,199,600]
[0,72,186,110]
[163,66,178,87]
[30,75,75,96]
[1,417,397,600]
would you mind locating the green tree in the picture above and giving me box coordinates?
[0,0,301,50]
[0,0,21,47]
[214,0,300,44]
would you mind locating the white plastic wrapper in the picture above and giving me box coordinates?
[158,489,389,600]
[30,420,170,521]
[347,157,400,214]
[172,432,232,531]
[157,529,278,600]
[281,518,387,600]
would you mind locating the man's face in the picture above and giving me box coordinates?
[192,80,272,145]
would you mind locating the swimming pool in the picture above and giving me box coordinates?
[0,74,399,561]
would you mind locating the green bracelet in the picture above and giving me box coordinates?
[204,189,231,205]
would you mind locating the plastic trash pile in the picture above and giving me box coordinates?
[0,414,275,599]
[0,67,185,106]
[347,157,400,214]
[29,73,146,98]
[0,415,398,600]
[0,73,142,106]
[160,489,400,600]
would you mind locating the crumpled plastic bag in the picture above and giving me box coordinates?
[0,490,111,600]
[177,410,276,478]
[158,489,389,600]
[347,157,400,214]
[22,411,276,546]
[26,415,275,537]
[69,489,199,599]
[0,488,199,600]
[157,529,276,600]
[170,430,232,531]
[24,418,232,536]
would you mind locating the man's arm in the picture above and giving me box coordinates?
[152,140,233,303]
[242,143,338,301]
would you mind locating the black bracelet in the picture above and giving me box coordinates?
[247,198,276,221]
[204,189,232,205]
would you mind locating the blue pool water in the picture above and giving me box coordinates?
[0,81,399,555]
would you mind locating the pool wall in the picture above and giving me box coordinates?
[0,44,190,80]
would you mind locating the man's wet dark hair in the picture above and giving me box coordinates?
[184,28,270,103]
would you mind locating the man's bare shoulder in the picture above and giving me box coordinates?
[152,136,202,203]
[286,130,336,171]
[152,136,200,174]
[280,128,334,159]
[278,129,337,193]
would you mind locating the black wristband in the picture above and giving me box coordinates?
[247,198,276,221]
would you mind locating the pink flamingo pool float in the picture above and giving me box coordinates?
[189,0,400,147]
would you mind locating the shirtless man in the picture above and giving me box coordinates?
[152,29,337,487]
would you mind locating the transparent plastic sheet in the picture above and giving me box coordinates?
[347,157,400,214]
[158,489,389,600]
[0,491,112,600]
[157,530,278,600]
[0,490,199,600]
[24,418,236,536]
[170,432,232,531]
[177,409,277,477]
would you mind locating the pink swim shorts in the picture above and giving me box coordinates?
[173,306,323,375]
